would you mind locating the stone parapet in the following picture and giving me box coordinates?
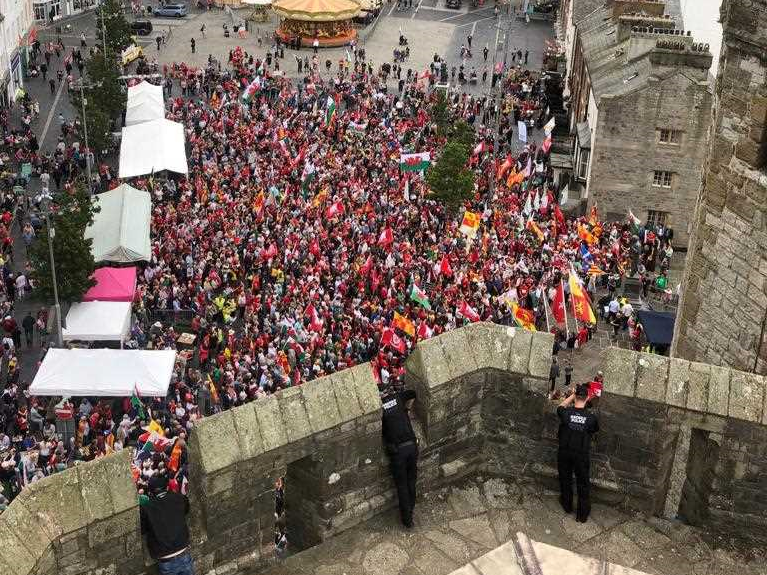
[4,325,767,575]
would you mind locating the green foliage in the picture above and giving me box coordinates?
[447,120,475,153]
[432,91,450,136]
[426,141,475,214]
[29,185,99,304]
[96,0,133,54]
[82,51,126,119]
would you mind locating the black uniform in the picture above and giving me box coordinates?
[557,404,599,522]
[381,389,418,527]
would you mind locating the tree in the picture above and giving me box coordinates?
[81,51,126,120]
[426,141,475,214]
[432,91,450,136]
[96,0,133,54]
[448,120,475,153]
[29,185,99,304]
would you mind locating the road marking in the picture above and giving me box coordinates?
[411,0,424,19]
[471,20,477,36]
[388,0,397,16]
[454,15,496,26]
[40,79,65,147]
[438,6,492,21]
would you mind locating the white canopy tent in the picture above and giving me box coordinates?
[85,184,151,263]
[118,118,188,178]
[62,301,132,344]
[126,81,165,126]
[30,349,176,397]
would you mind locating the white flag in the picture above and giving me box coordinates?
[403,178,410,202]
[517,121,527,143]
[543,116,555,135]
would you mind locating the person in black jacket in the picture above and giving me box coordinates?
[557,384,599,523]
[140,476,195,574]
[381,387,418,528]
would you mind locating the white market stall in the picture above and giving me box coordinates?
[118,118,188,179]
[85,184,152,263]
[30,349,176,397]
[62,301,132,345]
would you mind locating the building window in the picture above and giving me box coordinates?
[658,128,682,144]
[576,148,590,181]
[646,210,669,229]
[653,170,673,188]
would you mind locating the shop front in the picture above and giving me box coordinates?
[33,0,97,22]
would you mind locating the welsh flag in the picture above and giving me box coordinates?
[304,303,323,332]
[628,210,642,233]
[400,152,431,172]
[458,301,481,323]
[325,95,337,127]
[409,283,431,310]
[417,322,434,340]
[242,76,262,102]
[378,227,394,246]
[381,327,407,354]
[360,255,373,276]
[459,210,480,237]
[473,141,487,156]
[325,201,344,219]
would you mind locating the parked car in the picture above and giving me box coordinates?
[131,20,153,35]
[155,3,187,17]
[445,0,461,8]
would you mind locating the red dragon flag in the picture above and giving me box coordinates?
[381,327,407,354]
[551,281,566,324]
[458,301,481,322]
[378,227,394,246]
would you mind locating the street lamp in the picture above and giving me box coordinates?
[40,200,63,347]
[74,80,102,195]
[486,15,513,205]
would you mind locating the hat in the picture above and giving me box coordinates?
[148,475,168,494]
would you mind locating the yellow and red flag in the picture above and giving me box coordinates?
[577,224,597,246]
[460,210,481,237]
[526,218,545,243]
[568,266,597,324]
[511,302,537,331]
[393,311,416,338]
[589,203,599,226]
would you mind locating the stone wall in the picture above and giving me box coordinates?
[671,0,767,373]
[3,324,767,575]
[587,67,712,245]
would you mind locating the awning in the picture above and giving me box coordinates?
[83,267,138,302]
[30,349,176,397]
[85,184,151,263]
[636,310,676,346]
[62,301,132,343]
[118,118,188,178]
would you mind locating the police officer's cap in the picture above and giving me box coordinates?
[575,384,589,399]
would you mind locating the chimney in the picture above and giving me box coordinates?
[617,13,675,41]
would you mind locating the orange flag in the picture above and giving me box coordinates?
[568,267,597,324]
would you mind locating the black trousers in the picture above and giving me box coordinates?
[557,449,591,520]
[390,442,418,525]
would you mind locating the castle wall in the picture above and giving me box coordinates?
[2,325,767,575]
[671,0,767,372]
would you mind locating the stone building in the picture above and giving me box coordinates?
[671,0,767,373]
[559,0,713,247]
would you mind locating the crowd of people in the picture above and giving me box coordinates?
[0,28,678,556]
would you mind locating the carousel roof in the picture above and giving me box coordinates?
[273,0,360,21]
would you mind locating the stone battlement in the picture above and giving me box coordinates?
[2,323,767,575]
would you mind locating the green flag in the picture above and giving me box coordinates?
[325,96,336,127]
[410,283,431,310]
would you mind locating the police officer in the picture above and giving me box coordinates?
[381,386,418,528]
[557,384,599,523]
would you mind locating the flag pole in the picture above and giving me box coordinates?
[542,288,551,333]
[561,277,569,341]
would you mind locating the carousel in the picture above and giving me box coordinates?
[273,0,361,47]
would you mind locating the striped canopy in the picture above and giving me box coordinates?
[273,0,360,21]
